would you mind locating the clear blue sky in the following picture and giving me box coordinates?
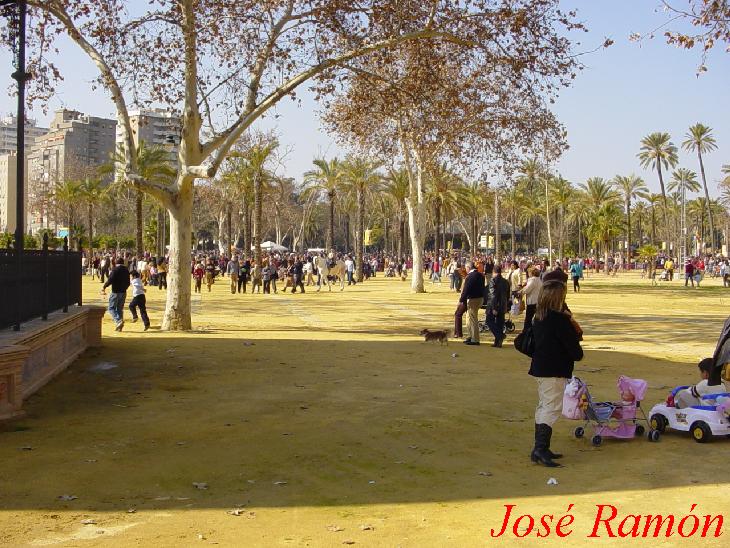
[2,1,729,197]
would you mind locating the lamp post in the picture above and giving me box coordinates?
[2,0,30,331]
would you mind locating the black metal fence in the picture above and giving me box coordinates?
[0,237,82,330]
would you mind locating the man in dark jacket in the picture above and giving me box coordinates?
[458,261,485,345]
[102,257,131,331]
[292,256,305,294]
[486,265,511,347]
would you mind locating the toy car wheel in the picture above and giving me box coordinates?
[690,421,712,443]
[648,429,660,442]
[635,424,645,436]
[574,426,584,438]
[591,435,602,447]
[650,414,667,433]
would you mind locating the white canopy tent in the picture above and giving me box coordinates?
[253,241,288,253]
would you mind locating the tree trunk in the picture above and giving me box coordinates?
[544,180,552,265]
[217,208,227,255]
[161,183,193,331]
[698,150,716,252]
[274,203,282,245]
[407,200,425,292]
[403,142,425,293]
[494,190,501,263]
[434,203,441,254]
[577,218,582,256]
[398,216,404,259]
[473,216,479,254]
[241,200,250,257]
[253,173,263,266]
[135,188,143,255]
[227,204,232,254]
[442,212,447,255]
[344,215,350,252]
[88,203,94,251]
[657,164,670,249]
[327,192,335,251]
[651,207,656,246]
[626,199,631,268]
[157,206,165,257]
[355,185,365,282]
[511,207,516,257]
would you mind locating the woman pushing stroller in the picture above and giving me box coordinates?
[529,273,584,467]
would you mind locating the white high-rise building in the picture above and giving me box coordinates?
[27,109,117,231]
[0,115,47,156]
[0,153,28,233]
[117,108,181,165]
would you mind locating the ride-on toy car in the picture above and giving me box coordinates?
[649,386,730,443]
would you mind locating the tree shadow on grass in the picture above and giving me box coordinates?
[0,335,726,512]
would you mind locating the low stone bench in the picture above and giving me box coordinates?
[0,306,105,421]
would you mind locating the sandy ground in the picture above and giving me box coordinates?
[0,271,729,547]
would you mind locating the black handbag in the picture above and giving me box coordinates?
[513,326,535,357]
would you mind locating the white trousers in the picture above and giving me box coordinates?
[535,377,567,426]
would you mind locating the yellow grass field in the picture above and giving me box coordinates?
[1,272,729,547]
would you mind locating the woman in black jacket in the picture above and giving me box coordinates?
[529,279,583,467]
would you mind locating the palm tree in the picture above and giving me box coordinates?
[516,159,544,250]
[668,168,701,261]
[645,193,663,246]
[53,180,83,249]
[581,177,620,212]
[303,157,342,251]
[78,177,108,250]
[612,174,648,266]
[586,204,623,274]
[342,156,382,282]
[682,124,718,251]
[549,176,574,262]
[426,163,460,253]
[566,191,591,256]
[456,180,488,252]
[637,132,679,246]
[384,168,409,258]
[106,140,176,255]
[632,200,649,248]
[244,138,279,266]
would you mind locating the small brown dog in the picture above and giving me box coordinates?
[420,328,449,345]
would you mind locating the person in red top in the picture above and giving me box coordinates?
[193,261,205,293]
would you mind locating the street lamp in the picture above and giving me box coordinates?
[2,0,29,331]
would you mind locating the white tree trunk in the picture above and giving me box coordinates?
[217,209,227,255]
[403,143,426,293]
[162,181,193,331]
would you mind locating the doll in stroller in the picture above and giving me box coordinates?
[562,375,658,446]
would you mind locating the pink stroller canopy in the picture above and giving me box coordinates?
[617,375,648,401]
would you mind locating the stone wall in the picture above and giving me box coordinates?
[0,306,105,421]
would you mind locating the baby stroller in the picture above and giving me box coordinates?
[478,298,516,335]
[562,376,658,446]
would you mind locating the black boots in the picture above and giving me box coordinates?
[530,423,562,467]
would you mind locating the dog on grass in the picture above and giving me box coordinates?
[419,328,449,345]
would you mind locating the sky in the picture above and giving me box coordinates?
[1,0,729,198]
